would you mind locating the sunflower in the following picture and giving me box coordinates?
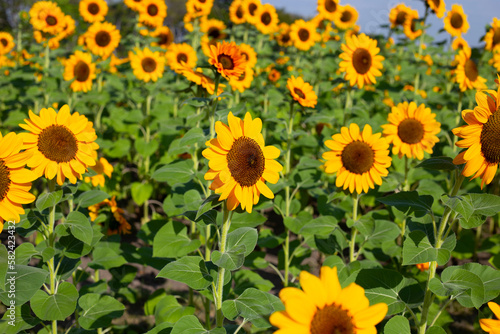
[270,266,388,333]
[238,43,257,69]
[389,3,412,29]
[201,18,227,40]
[138,0,167,28]
[268,68,280,82]
[243,0,261,23]
[229,67,254,93]
[287,76,317,108]
[253,4,279,35]
[0,32,14,56]
[454,46,487,92]
[481,302,500,333]
[485,18,500,51]
[426,0,445,18]
[229,0,246,25]
[124,0,143,11]
[84,157,113,187]
[452,84,500,188]
[181,67,226,95]
[150,26,173,49]
[186,0,214,17]
[208,41,247,80]
[202,112,282,213]
[89,196,131,235]
[79,0,108,23]
[323,123,392,194]
[85,21,121,58]
[63,51,96,93]
[290,19,320,51]
[317,0,340,21]
[108,54,129,74]
[29,1,66,35]
[19,105,98,186]
[339,33,384,89]
[129,47,165,83]
[403,9,423,41]
[444,4,469,37]
[165,43,197,73]
[0,132,37,230]
[276,22,293,47]
[381,102,441,160]
[334,5,358,30]
[416,262,430,271]
[451,36,469,51]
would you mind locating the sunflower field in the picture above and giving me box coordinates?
[2,0,500,333]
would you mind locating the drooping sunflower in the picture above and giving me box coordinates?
[403,9,423,41]
[290,19,320,51]
[0,132,37,230]
[276,22,293,47]
[270,266,388,333]
[238,43,257,69]
[29,1,66,35]
[229,0,246,25]
[493,50,500,72]
[287,76,317,108]
[165,43,197,73]
[202,112,282,213]
[426,0,445,18]
[243,0,261,23]
[84,157,113,187]
[253,3,279,35]
[208,41,247,80]
[201,18,227,40]
[85,21,121,58]
[339,33,384,89]
[150,25,173,49]
[19,105,99,186]
[454,46,487,92]
[334,5,358,30]
[129,47,165,83]
[485,18,500,51]
[89,196,131,235]
[480,302,500,333]
[444,4,469,37]
[124,0,143,11]
[181,67,225,95]
[138,0,167,28]
[229,67,254,93]
[451,36,469,51]
[317,0,340,21]
[389,3,412,29]
[381,102,441,160]
[79,0,108,23]
[453,84,500,188]
[0,32,14,55]
[323,123,392,194]
[63,51,96,93]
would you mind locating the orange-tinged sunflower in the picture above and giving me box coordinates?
[426,0,445,18]
[89,196,131,235]
[85,21,121,58]
[202,112,282,213]
[290,19,320,51]
[268,68,280,82]
[452,36,469,51]
[253,3,279,35]
[323,123,392,194]
[0,32,14,55]
[444,4,469,37]
[229,0,246,25]
[151,25,173,49]
[129,47,165,82]
[138,0,167,28]
[79,0,108,23]
[317,0,340,21]
[453,84,500,188]
[124,0,143,11]
[270,266,388,333]
[287,76,317,108]
[403,9,423,40]
[201,18,227,40]
[229,67,254,93]
[389,3,412,29]
[381,102,441,160]
[480,302,500,333]
[19,105,99,186]
[208,41,247,80]
[485,18,500,51]
[334,5,358,30]
[0,132,37,229]
[238,43,257,69]
[84,157,113,187]
[243,0,261,23]
[63,51,96,93]
[165,43,197,73]
[181,67,225,95]
[454,46,487,92]
[339,33,384,89]
[276,22,293,47]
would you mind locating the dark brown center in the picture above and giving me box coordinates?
[492,28,500,47]
[46,15,57,26]
[218,54,234,70]
[298,28,310,42]
[480,107,500,164]
[0,159,11,202]
[281,33,291,43]
[341,140,374,174]
[236,6,244,19]
[177,53,188,64]
[208,27,221,39]
[341,10,353,23]
[396,12,407,25]
[74,60,90,82]
[261,12,271,25]
[294,87,305,99]
[310,303,354,334]
[227,136,265,187]
[141,57,157,73]
[95,31,111,47]
[88,3,100,15]
[325,0,337,13]
[38,125,78,163]
[464,59,478,81]
[238,71,247,82]
[352,48,372,74]
[249,3,257,15]
[431,0,440,7]
[450,12,463,29]
[147,4,158,16]
[158,33,170,45]
[0,39,7,47]
[398,118,424,144]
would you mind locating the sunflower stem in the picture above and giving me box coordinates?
[349,193,359,262]
[344,87,353,125]
[283,100,295,286]
[48,178,57,334]
[210,73,221,139]
[142,94,153,225]
[215,203,233,327]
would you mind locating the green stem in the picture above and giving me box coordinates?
[48,179,57,334]
[283,100,295,286]
[209,74,221,139]
[142,94,153,225]
[349,193,359,262]
[215,204,233,327]
[205,224,211,262]
[344,87,353,125]
[44,42,50,71]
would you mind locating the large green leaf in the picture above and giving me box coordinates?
[131,182,154,206]
[226,227,258,257]
[77,190,110,208]
[61,211,93,245]
[416,157,457,171]
[444,193,500,228]
[429,267,484,308]
[403,231,455,266]
[377,191,433,217]
[30,282,78,321]
[78,293,125,330]
[384,315,410,334]
[0,303,39,333]
[211,245,246,271]
[155,295,195,324]
[36,190,63,212]
[153,221,201,258]
[299,216,338,236]
[152,160,195,186]
[0,265,49,306]
[171,315,225,334]
[157,256,213,290]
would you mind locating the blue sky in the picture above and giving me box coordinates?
[265,0,499,47]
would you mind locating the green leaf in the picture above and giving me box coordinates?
[0,303,40,334]
[153,221,201,258]
[131,182,154,206]
[403,231,453,266]
[444,193,500,228]
[13,243,38,266]
[78,293,125,330]
[211,245,246,271]
[152,160,195,186]
[416,157,457,171]
[179,128,206,147]
[0,265,49,306]
[222,288,284,328]
[0,245,7,287]
[36,190,63,211]
[377,191,433,217]
[30,282,78,321]
[155,295,195,324]
[77,190,109,208]
[63,211,93,245]
[299,216,338,236]
[135,137,159,158]
[157,256,213,290]
[429,267,484,308]
[89,245,127,270]
[426,327,447,334]
[227,227,258,257]
[384,315,410,334]
[171,315,225,334]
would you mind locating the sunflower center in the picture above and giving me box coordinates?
[464,59,478,81]
[38,125,78,163]
[325,0,337,13]
[240,51,249,61]
[310,303,354,334]
[236,7,244,19]
[0,159,11,202]
[95,31,111,47]
[281,32,291,43]
[0,38,7,47]
[493,28,500,47]
[298,28,310,42]
[141,57,157,73]
[227,136,265,187]
[480,108,500,164]
[46,15,57,26]
[431,0,440,7]
[249,3,257,15]
[147,4,158,16]
[74,60,90,82]
[238,71,247,81]
[294,88,305,99]
[261,12,271,25]
[352,48,372,75]
[208,27,221,39]
[218,54,234,70]
[158,33,169,45]
[341,140,374,174]
[398,118,424,144]
[341,10,352,22]
[88,3,100,15]
[177,52,188,64]
[410,19,418,32]
[450,12,463,29]
[396,12,407,25]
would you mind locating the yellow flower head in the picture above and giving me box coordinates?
[317,0,340,21]
[454,46,487,92]
[426,0,445,18]
[0,32,14,56]
[485,18,500,51]
[287,75,317,108]
[444,4,469,37]
[290,19,320,51]
[208,41,247,80]
[138,0,167,28]
[29,1,66,35]
[79,0,108,23]
[229,67,254,93]
[334,5,358,30]
[451,36,469,51]
[165,43,197,73]
[389,3,412,29]
[129,47,165,83]
[150,25,173,49]
[85,21,121,58]
[63,51,97,93]
[480,302,500,333]
[253,3,279,35]
[85,157,113,187]
[229,0,246,25]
